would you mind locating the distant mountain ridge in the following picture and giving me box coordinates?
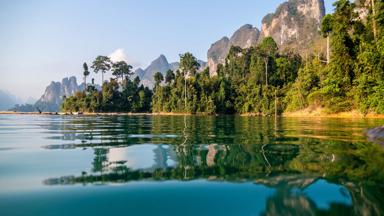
[11,54,204,112]
[135,55,207,88]
[0,90,22,111]
[34,76,85,112]
[10,77,95,112]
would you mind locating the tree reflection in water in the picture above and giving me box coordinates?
[42,116,384,215]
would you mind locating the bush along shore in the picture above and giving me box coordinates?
[62,0,384,116]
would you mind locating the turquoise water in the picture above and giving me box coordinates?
[0,115,384,216]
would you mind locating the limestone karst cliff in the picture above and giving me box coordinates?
[34,77,85,112]
[207,0,326,76]
[207,24,260,76]
[260,0,325,47]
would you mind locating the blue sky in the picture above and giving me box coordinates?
[0,0,335,100]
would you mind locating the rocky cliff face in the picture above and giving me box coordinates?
[207,37,230,76]
[207,0,325,76]
[260,0,325,48]
[35,76,84,112]
[134,55,172,88]
[207,24,260,76]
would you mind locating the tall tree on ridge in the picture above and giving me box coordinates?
[112,61,133,82]
[371,0,378,40]
[321,14,334,64]
[259,37,278,87]
[91,56,112,84]
[165,69,175,84]
[154,72,164,87]
[179,52,200,111]
[83,62,90,90]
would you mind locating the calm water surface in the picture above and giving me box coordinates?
[0,115,384,216]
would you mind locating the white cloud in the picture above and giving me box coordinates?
[108,48,141,67]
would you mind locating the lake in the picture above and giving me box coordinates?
[0,115,384,216]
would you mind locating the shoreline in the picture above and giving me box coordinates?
[1,110,384,119]
[0,111,193,116]
[282,108,384,119]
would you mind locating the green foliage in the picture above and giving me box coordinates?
[321,14,334,37]
[65,0,384,115]
[154,72,164,86]
[179,52,200,77]
[63,59,152,113]
[112,61,133,81]
[152,39,300,115]
[91,56,112,84]
[285,58,321,111]
[165,69,175,84]
[285,0,384,113]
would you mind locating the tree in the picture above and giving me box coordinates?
[179,52,200,110]
[112,61,133,82]
[91,56,112,84]
[134,76,141,87]
[154,72,164,87]
[321,14,334,64]
[322,0,357,108]
[259,37,278,87]
[371,0,378,40]
[165,69,175,84]
[377,1,384,37]
[83,62,90,90]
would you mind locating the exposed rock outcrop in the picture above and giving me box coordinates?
[207,0,326,76]
[35,76,84,112]
[207,24,260,76]
[260,0,325,49]
[207,37,230,76]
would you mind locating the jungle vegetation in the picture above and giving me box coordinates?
[62,0,384,115]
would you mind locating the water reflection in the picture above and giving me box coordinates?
[2,115,384,215]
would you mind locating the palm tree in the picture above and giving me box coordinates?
[321,14,334,64]
[179,53,200,111]
[91,56,112,84]
[83,62,90,90]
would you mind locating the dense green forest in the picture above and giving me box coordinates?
[62,59,152,113]
[63,0,384,115]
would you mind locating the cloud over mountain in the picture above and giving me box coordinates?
[109,48,141,67]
